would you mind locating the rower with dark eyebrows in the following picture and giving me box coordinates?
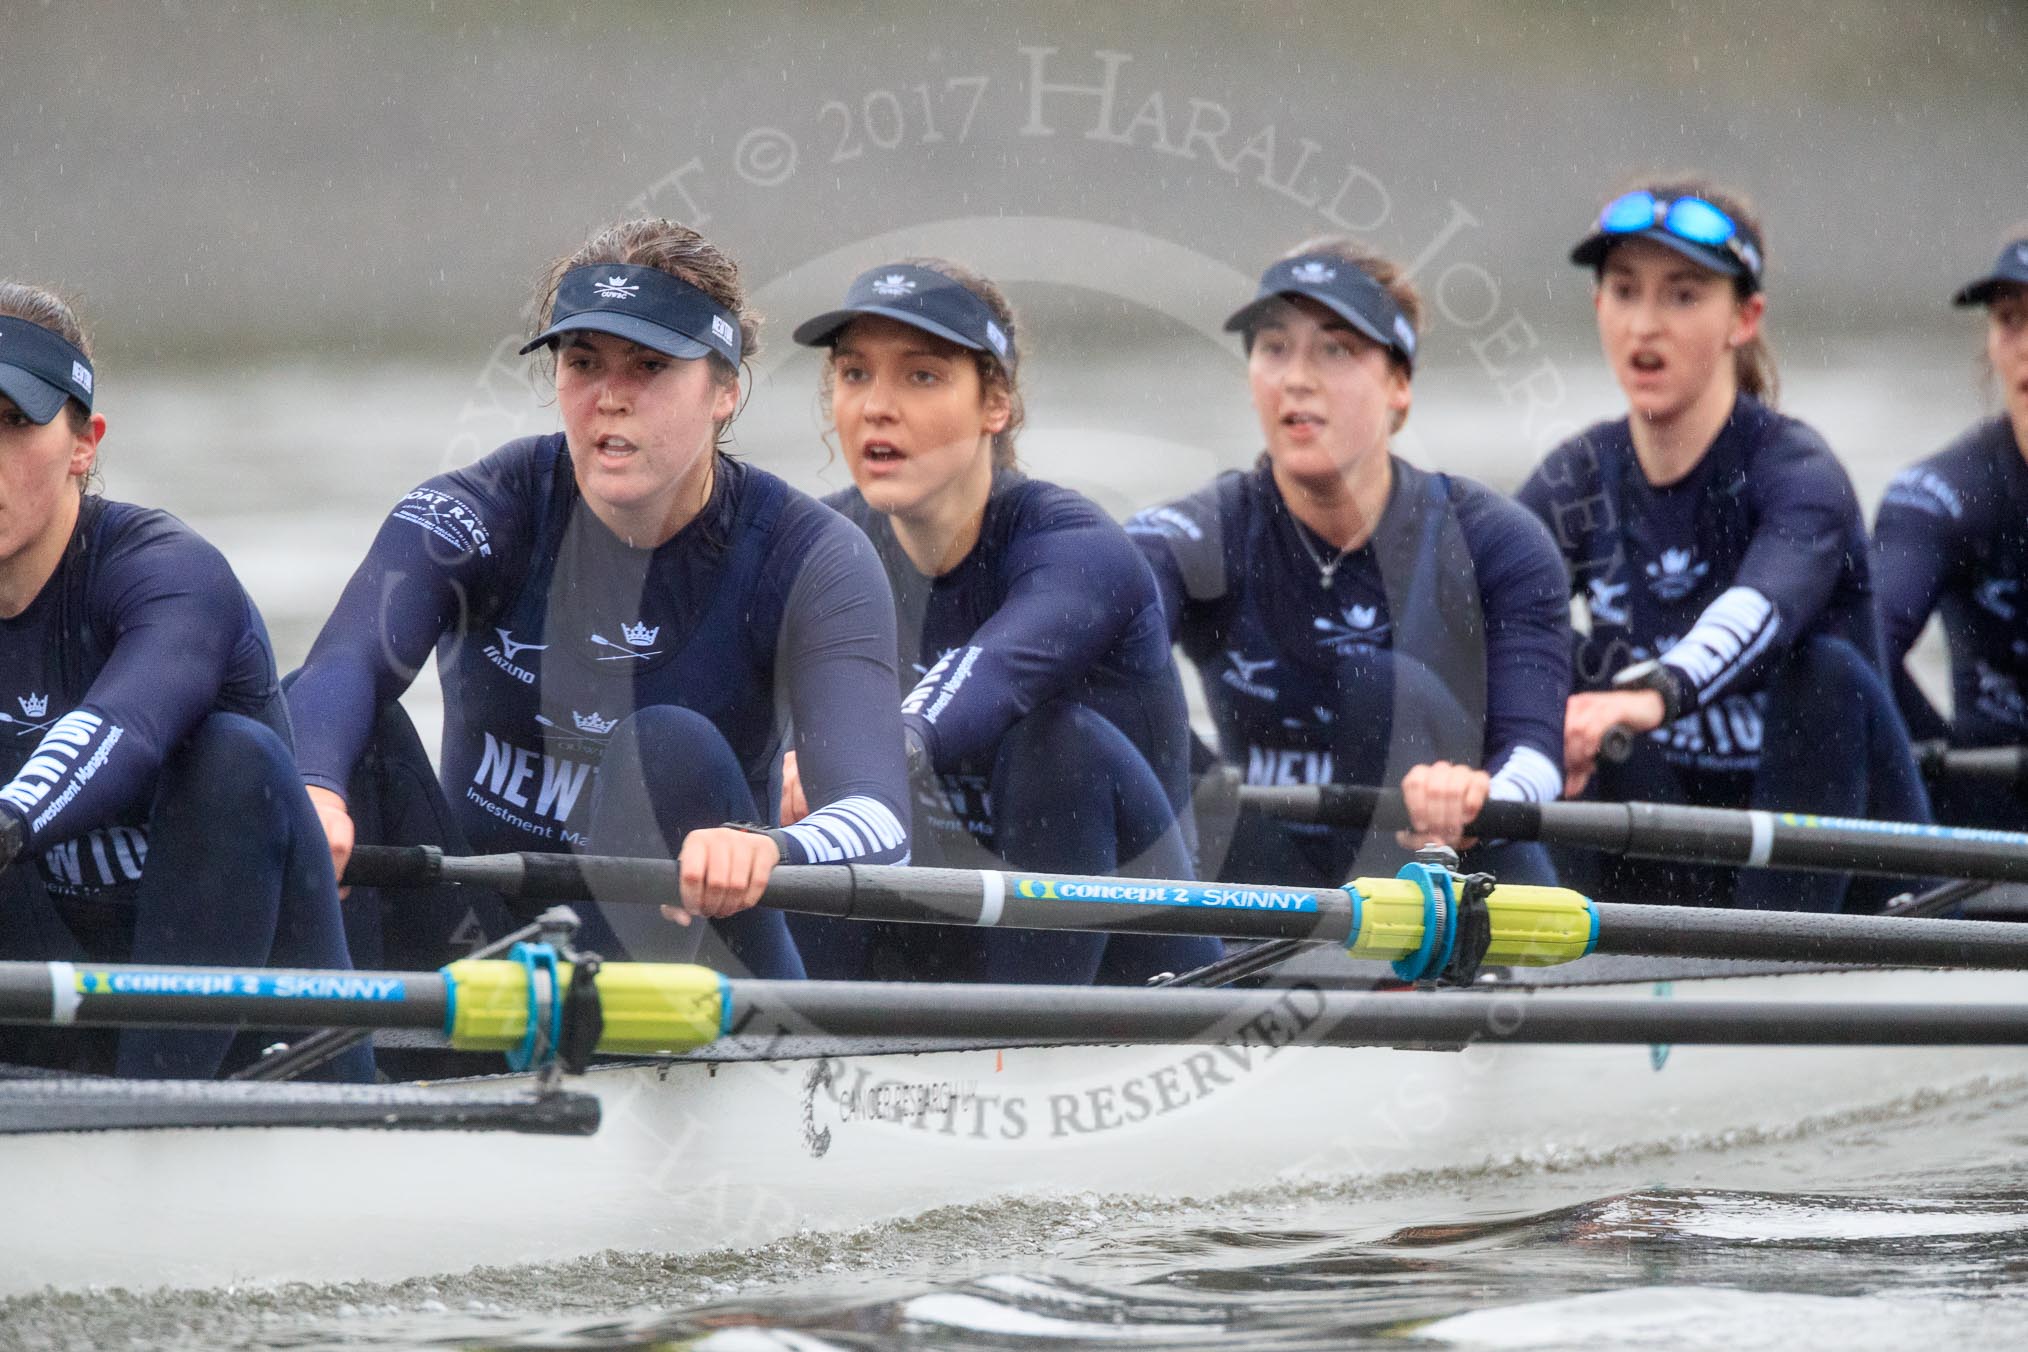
[290,220,910,978]
[1871,232,2028,830]
[1129,240,1571,890]
[0,282,365,1080]
[1518,175,1931,911]
[779,259,1222,984]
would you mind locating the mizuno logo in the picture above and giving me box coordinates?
[495,629,547,661]
[622,620,660,646]
[1219,650,1278,701]
[1227,652,1274,683]
[17,693,48,719]
[872,273,916,297]
[1290,260,1336,283]
[572,710,618,735]
[594,274,640,300]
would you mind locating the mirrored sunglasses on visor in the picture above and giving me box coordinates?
[1591,191,1763,288]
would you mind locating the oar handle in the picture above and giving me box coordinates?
[1238,784,1545,842]
[1913,741,2028,786]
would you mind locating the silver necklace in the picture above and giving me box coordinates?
[1291,517,1356,590]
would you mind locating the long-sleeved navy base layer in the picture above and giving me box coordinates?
[1521,396,1931,909]
[0,497,363,1078]
[291,438,911,971]
[1872,416,2028,829]
[1131,457,1570,889]
[796,472,1221,984]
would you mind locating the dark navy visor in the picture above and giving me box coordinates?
[521,264,741,366]
[0,318,94,425]
[1224,255,1418,372]
[792,264,1016,369]
[1953,238,2028,307]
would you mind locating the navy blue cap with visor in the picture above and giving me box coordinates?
[1223,255,1418,372]
[1952,239,2028,307]
[791,264,1016,369]
[520,264,742,366]
[0,318,95,425]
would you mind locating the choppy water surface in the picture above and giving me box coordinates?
[10,1081,2028,1350]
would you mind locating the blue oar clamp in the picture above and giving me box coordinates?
[504,940,565,1073]
[1391,851,1461,984]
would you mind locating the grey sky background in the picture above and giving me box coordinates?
[3,1,2023,366]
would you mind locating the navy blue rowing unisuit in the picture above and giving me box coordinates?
[0,497,364,1079]
[293,435,910,874]
[1518,393,1928,911]
[1872,416,2028,746]
[1130,457,1570,885]
[1517,394,1881,775]
[800,470,1217,984]
[831,471,1193,850]
[0,498,282,893]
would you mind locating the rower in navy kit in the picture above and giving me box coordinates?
[1518,178,1929,911]
[0,284,364,1080]
[780,259,1220,983]
[291,221,910,976]
[1871,234,2028,828]
[1129,240,1571,889]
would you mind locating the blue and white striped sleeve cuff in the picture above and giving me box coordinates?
[776,794,910,865]
[1487,745,1562,804]
[1659,586,1780,708]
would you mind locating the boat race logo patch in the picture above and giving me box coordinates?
[872,272,917,297]
[392,489,492,558]
[593,274,641,300]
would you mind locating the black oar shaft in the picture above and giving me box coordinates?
[345,847,2028,970]
[1915,741,2028,785]
[1244,785,2028,886]
[0,963,449,1032]
[732,980,2028,1046]
[346,847,1361,943]
[1594,902,2028,967]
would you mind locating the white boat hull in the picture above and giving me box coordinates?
[9,965,2028,1295]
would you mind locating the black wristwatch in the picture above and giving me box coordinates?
[0,805,25,876]
[1612,659,1686,723]
[903,726,932,781]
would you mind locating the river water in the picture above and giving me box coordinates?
[1,341,2015,1348]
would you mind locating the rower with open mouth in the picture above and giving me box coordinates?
[0,283,364,1080]
[288,220,910,978]
[1517,176,1931,911]
[1127,241,1572,889]
[1871,230,2028,831]
[778,259,1221,983]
